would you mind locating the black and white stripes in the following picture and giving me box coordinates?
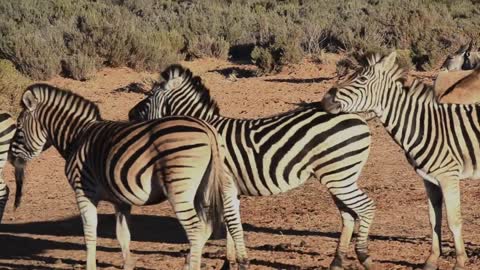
[322,51,478,270]
[9,84,248,270]
[129,65,375,269]
[0,112,15,222]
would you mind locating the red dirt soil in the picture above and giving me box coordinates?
[1,57,480,270]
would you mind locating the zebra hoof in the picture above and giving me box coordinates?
[123,258,136,270]
[329,254,345,270]
[423,262,438,270]
[238,261,249,270]
[361,256,374,270]
[220,260,233,270]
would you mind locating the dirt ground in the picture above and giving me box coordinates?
[1,57,480,270]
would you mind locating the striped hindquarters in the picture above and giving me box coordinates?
[0,112,16,221]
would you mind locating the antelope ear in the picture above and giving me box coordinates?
[380,51,397,70]
[22,90,38,111]
[467,40,473,52]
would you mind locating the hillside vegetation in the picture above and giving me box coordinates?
[1,0,480,114]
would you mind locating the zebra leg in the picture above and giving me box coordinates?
[225,231,237,269]
[222,183,248,269]
[173,202,211,270]
[330,203,355,270]
[115,204,135,270]
[75,191,99,270]
[328,185,375,270]
[423,180,443,270]
[0,176,9,223]
[439,179,467,270]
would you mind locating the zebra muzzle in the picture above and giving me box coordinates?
[321,89,342,114]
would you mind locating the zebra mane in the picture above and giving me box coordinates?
[25,83,101,119]
[159,65,220,115]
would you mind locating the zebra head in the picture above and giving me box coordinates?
[129,65,219,121]
[10,90,50,167]
[322,51,403,116]
[10,89,51,208]
[441,41,475,71]
[128,66,189,121]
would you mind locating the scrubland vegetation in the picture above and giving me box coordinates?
[1,0,480,114]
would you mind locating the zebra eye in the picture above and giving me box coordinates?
[357,76,368,83]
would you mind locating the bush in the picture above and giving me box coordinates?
[1,0,480,79]
[0,59,31,116]
[62,53,98,81]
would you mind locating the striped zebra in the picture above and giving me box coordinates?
[9,84,248,270]
[321,51,478,270]
[129,65,375,270]
[0,112,15,222]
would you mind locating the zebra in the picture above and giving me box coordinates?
[9,84,249,270]
[441,41,480,71]
[0,112,15,222]
[321,51,479,270]
[129,65,375,270]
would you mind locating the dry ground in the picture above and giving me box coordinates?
[1,57,480,270]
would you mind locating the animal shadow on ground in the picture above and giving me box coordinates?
[112,82,149,94]
[264,76,334,84]
[0,214,187,244]
[211,67,257,79]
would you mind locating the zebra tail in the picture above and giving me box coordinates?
[14,165,26,209]
[193,130,225,235]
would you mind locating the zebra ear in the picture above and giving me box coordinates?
[380,51,397,70]
[22,90,38,111]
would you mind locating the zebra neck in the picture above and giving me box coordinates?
[44,112,97,159]
[378,81,439,151]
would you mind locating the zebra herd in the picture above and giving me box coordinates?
[0,47,479,270]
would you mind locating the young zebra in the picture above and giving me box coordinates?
[129,65,375,270]
[322,51,479,270]
[0,112,15,222]
[10,84,248,270]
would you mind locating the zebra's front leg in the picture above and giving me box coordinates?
[439,179,467,270]
[75,191,99,270]
[219,231,237,270]
[222,177,248,270]
[423,180,443,270]
[115,204,136,270]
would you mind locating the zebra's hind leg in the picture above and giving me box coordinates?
[115,204,136,270]
[329,205,355,270]
[0,177,9,222]
[173,203,211,270]
[328,184,375,270]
